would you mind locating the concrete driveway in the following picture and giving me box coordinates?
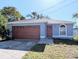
[0,40,37,59]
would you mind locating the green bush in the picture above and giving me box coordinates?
[73,35,78,41]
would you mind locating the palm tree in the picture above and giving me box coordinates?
[73,13,78,18]
[27,12,38,19]
[27,12,50,19]
[73,13,78,28]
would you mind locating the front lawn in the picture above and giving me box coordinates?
[22,39,78,59]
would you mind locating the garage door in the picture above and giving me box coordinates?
[12,26,40,39]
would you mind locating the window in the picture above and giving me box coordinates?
[60,25,66,35]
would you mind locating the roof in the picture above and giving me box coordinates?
[8,18,73,24]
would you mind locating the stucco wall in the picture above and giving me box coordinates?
[66,24,73,36]
[8,23,47,39]
[8,23,73,39]
[52,23,73,38]
[52,24,59,37]
[40,23,46,38]
[7,24,12,37]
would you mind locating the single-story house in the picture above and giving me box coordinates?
[8,18,73,40]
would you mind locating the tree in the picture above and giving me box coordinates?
[27,12,38,19]
[0,6,25,40]
[0,12,7,29]
[20,16,25,20]
[73,13,78,18]
[72,13,78,28]
[0,12,8,38]
[0,7,23,22]
[27,12,50,19]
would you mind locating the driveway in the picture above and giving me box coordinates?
[0,40,37,59]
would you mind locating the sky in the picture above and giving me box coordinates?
[0,0,78,21]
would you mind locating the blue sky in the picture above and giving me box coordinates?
[0,0,77,21]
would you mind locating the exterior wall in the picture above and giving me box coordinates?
[52,24,59,37]
[7,24,12,37]
[8,23,41,36]
[52,24,73,39]
[40,23,46,38]
[8,22,73,39]
[66,24,73,36]
[8,23,46,39]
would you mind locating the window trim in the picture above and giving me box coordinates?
[59,24,67,36]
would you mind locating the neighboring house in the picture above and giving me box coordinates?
[73,27,78,36]
[8,18,73,40]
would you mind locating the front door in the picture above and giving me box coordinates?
[47,25,52,38]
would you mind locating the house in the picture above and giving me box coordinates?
[8,18,73,40]
[73,27,78,36]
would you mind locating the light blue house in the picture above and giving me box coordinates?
[8,18,73,40]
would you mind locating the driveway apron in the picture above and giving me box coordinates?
[0,40,36,59]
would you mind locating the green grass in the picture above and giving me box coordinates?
[22,39,78,59]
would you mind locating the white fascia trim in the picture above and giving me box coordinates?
[8,23,43,26]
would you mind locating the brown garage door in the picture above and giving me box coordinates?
[47,25,52,38]
[12,26,40,39]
